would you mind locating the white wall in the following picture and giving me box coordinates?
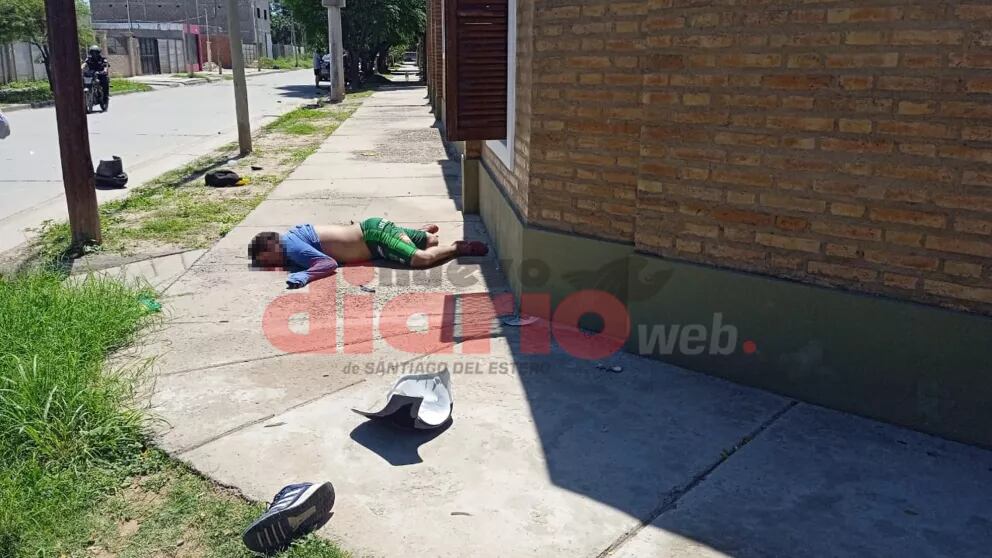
[0,42,47,84]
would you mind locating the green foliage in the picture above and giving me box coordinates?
[0,0,45,46]
[0,271,153,556]
[282,0,425,66]
[0,0,99,85]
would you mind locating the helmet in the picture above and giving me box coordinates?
[88,45,101,56]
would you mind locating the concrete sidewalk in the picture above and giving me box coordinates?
[133,86,992,558]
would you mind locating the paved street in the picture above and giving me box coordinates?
[0,69,317,254]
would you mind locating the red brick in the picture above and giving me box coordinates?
[809,262,877,282]
[864,250,940,271]
[761,74,833,90]
[757,232,821,253]
[869,208,947,229]
[924,280,992,304]
[945,261,983,278]
[884,273,920,290]
[811,221,883,241]
[925,236,992,258]
[828,7,902,24]
[711,208,774,227]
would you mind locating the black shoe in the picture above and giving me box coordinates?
[242,481,335,554]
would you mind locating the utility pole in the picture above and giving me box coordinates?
[252,2,261,71]
[182,2,194,76]
[125,0,136,76]
[226,0,252,154]
[291,21,298,68]
[45,0,101,246]
[323,0,346,102]
[204,8,214,73]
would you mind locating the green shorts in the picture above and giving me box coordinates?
[359,217,428,265]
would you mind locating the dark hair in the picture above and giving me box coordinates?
[249,232,280,267]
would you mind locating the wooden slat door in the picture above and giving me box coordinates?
[444,0,508,141]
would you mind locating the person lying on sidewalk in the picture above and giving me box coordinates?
[248,218,489,289]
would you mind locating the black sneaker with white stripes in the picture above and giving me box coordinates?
[242,481,336,554]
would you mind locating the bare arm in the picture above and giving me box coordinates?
[409,241,488,268]
[410,244,459,268]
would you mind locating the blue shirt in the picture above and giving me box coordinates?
[282,224,339,289]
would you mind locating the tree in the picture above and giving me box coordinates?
[281,0,328,52]
[0,0,95,86]
[281,0,424,82]
[270,0,296,46]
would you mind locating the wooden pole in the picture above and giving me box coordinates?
[226,0,252,154]
[45,0,101,247]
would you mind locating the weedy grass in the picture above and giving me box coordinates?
[0,271,154,556]
[0,272,349,557]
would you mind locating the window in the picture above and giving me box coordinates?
[256,7,261,18]
[487,0,516,170]
[443,0,510,143]
[264,9,268,20]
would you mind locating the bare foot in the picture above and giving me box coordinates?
[420,224,440,233]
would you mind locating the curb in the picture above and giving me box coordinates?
[1,87,148,113]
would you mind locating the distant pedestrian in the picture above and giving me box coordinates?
[0,109,9,139]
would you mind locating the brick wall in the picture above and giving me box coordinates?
[509,0,992,315]
[526,1,649,242]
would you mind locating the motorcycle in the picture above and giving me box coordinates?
[82,69,109,113]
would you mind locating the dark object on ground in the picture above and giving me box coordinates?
[455,240,489,257]
[205,169,241,187]
[251,165,263,171]
[360,284,376,293]
[242,481,335,555]
[353,370,453,429]
[95,156,128,188]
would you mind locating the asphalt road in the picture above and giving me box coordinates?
[0,69,319,254]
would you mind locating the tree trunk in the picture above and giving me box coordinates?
[346,53,360,86]
[33,40,54,91]
[376,45,389,74]
[363,53,376,78]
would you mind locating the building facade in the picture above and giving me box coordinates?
[90,0,272,76]
[430,0,992,447]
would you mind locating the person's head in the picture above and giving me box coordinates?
[88,46,101,57]
[249,231,283,268]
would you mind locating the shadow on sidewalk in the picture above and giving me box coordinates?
[350,419,453,466]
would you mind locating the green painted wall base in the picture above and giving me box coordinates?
[479,164,992,448]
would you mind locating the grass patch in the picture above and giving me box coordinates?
[0,272,349,557]
[0,271,154,556]
[0,78,151,105]
[258,57,308,70]
[264,106,343,136]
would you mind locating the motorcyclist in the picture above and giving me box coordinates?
[82,45,110,101]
